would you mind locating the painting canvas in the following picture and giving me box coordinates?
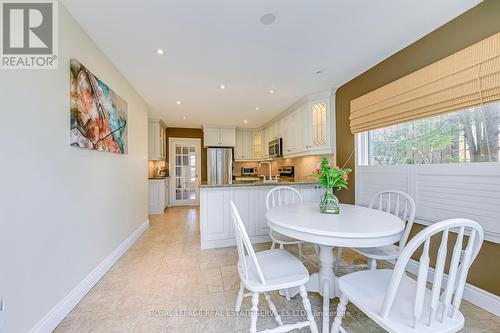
[70,59,128,154]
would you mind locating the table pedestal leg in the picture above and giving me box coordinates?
[278,245,340,333]
[305,245,339,333]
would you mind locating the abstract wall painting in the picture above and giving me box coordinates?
[70,59,128,154]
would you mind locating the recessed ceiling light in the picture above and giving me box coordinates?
[183,116,187,120]
[156,48,164,55]
[255,107,260,111]
[176,100,181,105]
[260,13,276,25]
[244,120,248,124]
[220,84,225,90]
[269,89,275,94]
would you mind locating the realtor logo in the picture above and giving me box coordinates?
[1,0,58,69]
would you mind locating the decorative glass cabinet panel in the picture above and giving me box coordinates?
[311,101,327,146]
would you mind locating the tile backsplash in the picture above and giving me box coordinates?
[233,154,335,180]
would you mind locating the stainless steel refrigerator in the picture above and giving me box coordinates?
[207,148,233,185]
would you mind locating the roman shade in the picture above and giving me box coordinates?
[350,32,500,133]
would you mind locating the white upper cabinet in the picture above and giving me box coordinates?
[282,107,307,155]
[235,130,252,160]
[251,130,266,159]
[235,129,266,160]
[203,126,236,147]
[281,113,293,155]
[148,119,166,161]
[203,128,220,146]
[266,121,280,142]
[233,91,335,160]
[305,97,334,153]
[262,90,335,158]
[219,128,236,146]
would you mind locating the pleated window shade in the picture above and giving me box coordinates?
[350,32,500,133]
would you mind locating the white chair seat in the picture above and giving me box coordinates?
[231,201,319,333]
[270,230,304,244]
[240,249,309,292]
[353,244,400,260]
[338,269,464,333]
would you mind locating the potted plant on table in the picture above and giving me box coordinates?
[312,156,351,214]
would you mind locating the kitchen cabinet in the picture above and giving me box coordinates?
[203,126,236,147]
[305,97,334,153]
[281,108,304,155]
[148,178,169,214]
[200,183,321,249]
[234,91,335,160]
[265,122,280,142]
[235,130,251,160]
[219,128,236,146]
[235,129,266,161]
[265,91,335,158]
[251,130,266,159]
[148,119,166,161]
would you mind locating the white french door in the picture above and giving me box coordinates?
[169,138,201,206]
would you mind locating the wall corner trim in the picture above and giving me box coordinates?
[401,258,500,317]
[29,219,150,333]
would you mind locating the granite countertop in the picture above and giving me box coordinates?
[199,178,319,188]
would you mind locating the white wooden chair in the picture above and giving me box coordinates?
[336,190,416,272]
[331,218,484,333]
[266,186,319,301]
[230,201,319,333]
[265,186,306,254]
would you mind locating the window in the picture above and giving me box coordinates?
[359,100,500,166]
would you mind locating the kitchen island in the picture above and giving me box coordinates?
[199,180,323,249]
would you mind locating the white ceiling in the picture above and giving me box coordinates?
[62,0,481,129]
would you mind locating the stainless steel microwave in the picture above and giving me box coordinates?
[268,138,283,158]
[241,167,257,176]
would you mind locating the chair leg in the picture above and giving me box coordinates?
[250,292,259,333]
[235,281,244,312]
[368,258,377,270]
[285,288,291,301]
[331,294,348,333]
[335,247,343,273]
[299,285,319,333]
[264,292,283,326]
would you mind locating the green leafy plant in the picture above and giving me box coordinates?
[312,156,352,191]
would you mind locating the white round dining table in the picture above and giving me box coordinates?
[265,202,404,333]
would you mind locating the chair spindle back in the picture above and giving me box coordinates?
[380,218,484,329]
[369,190,416,249]
[266,186,303,210]
[230,201,266,285]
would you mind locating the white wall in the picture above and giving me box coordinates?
[0,4,149,332]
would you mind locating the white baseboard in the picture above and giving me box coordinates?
[29,220,150,333]
[404,258,500,317]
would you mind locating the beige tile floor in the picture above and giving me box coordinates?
[55,207,499,333]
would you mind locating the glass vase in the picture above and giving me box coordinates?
[320,188,340,214]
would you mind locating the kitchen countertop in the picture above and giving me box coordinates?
[199,178,319,188]
[148,177,168,180]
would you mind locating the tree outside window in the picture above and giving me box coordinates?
[368,101,500,165]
